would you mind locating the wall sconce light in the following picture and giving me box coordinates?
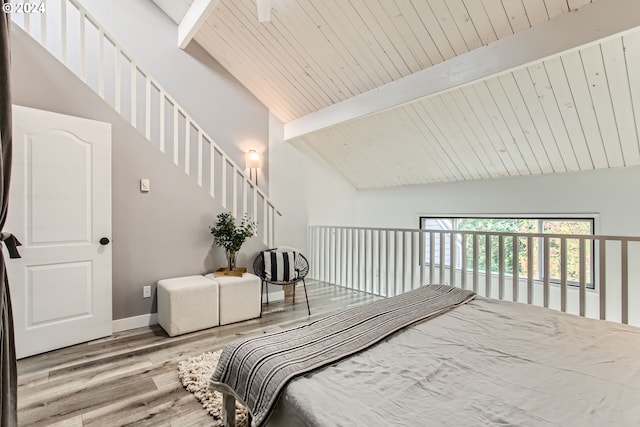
[246,150,261,185]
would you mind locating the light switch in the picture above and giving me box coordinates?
[140,179,150,192]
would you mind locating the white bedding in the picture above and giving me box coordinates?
[267,297,640,426]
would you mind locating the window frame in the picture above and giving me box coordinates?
[418,214,597,289]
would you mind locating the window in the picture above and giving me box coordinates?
[419,216,595,288]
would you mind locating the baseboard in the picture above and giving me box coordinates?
[112,313,158,333]
[112,291,284,333]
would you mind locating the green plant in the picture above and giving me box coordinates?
[209,212,257,253]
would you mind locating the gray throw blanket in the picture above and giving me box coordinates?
[209,284,476,426]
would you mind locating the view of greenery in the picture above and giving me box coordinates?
[422,217,593,285]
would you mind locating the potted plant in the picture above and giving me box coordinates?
[209,212,257,271]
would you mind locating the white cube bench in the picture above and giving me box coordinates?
[204,273,261,326]
[157,275,219,337]
[157,272,262,336]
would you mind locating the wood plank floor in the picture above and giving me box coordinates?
[17,281,380,427]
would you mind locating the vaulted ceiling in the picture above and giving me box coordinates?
[152,0,640,189]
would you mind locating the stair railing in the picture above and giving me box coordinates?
[9,0,279,246]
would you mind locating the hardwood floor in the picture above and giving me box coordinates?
[17,281,380,427]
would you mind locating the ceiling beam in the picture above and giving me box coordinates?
[284,0,640,140]
[178,0,220,49]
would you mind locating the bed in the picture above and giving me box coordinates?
[210,285,640,426]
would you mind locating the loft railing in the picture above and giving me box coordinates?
[308,225,640,326]
[9,0,280,246]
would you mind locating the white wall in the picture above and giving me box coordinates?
[77,0,271,190]
[355,166,640,236]
[269,113,357,253]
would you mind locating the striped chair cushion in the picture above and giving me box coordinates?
[264,251,297,282]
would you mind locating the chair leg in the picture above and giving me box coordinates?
[292,283,296,304]
[260,280,264,317]
[265,281,269,304]
[302,278,310,316]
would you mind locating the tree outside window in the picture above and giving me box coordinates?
[420,217,594,288]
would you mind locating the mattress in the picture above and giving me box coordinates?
[267,297,640,426]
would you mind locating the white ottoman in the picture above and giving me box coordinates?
[205,273,261,325]
[157,275,219,337]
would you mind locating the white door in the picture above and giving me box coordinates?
[5,105,112,359]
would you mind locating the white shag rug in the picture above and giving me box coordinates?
[177,350,249,427]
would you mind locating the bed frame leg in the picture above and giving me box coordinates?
[222,393,236,427]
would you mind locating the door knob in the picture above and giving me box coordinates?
[99,237,110,246]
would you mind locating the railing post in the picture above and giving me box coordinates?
[339,228,347,286]
[485,234,491,297]
[98,30,105,97]
[377,230,382,295]
[61,0,68,64]
[356,229,363,292]
[116,49,124,111]
[242,178,248,217]
[560,237,567,313]
[359,229,364,292]
[513,236,519,302]
[184,119,191,176]
[145,77,152,139]
[599,239,606,320]
[41,6,47,47]
[210,143,216,199]
[172,105,179,165]
[543,236,550,308]
[324,227,330,286]
[472,234,479,293]
[419,230,425,288]
[387,230,393,297]
[131,64,138,128]
[23,7,31,33]
[449,231,456,288]
[401,231,408,293]
[461,233,468,290]
[412,231,419,290]
[335,228,341,287]
[334,228,339,287]
[365,230,374,293]
[222,158,228,210]
[382,230,388,296]
[269,206,275,248]
[621,240,629,324]
[527,235,534,305]
[392,231,398,294]
[429,231,435,284]
[157,89,163,151]
[252,185,258,223]
[579,238,586,317]
[439,231,446,285]
[232,168,238,218]
[347,229,355,289]
[196,132,203,187]
[312,227,317,280]
[79,12,86,81]
[498,235,505,300]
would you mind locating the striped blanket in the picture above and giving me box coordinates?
[209,284,476,426]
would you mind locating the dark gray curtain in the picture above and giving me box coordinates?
[0,3,18,426]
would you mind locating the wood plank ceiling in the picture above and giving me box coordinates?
[303,30,640,188]
[149,0,640,189]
